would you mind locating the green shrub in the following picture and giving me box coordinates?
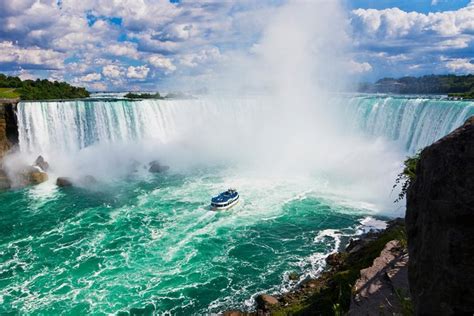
[393,152,420,203]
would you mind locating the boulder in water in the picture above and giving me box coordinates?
[34,155,49,171]
[148,160,169,173]
[56,177,73,187]
[288,271,300,281]
[30,170,48,184]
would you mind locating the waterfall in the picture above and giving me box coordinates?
[17,98,262,155]
[17,96,474,156]
[344,95,474,153]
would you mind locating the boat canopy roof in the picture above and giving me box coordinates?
[211,189,239,203]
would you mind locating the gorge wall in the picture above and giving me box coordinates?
[406,116,474,315]
[0,100,18,189]
[0,100,19,159]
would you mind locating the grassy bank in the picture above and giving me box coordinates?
[0,88,20,99]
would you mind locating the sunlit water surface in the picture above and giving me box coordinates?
[0,168,385,314]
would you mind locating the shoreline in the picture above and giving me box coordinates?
[223,218,407,315]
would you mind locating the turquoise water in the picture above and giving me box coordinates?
[0,168,376,314]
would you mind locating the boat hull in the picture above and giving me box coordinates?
[211,197,239,211]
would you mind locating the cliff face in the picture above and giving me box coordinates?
[0,101,19,159]
[406,116,474,315]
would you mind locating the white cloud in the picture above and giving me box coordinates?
[148,55,176,72]
[17,69,37,80]
[102,64,124,78]
[0,1,280,88]
[445,58,474,72]
[160,23,199,41]
[0,41,64,69]
[180,47,221,67]
[352,5,474,39]
[127,65,150,79]
[437,37,471,50]
[351,4,474,77]
[348,60,372,73]
[107,43,140,59]
[89,82,107,91]
[79,72,102,82]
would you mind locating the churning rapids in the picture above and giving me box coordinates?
[1,95,473,314]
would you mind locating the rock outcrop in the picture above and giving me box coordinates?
[406,116,474,315]
[34,155,49,171]
[0,101,19,159]
[0,100,19,189]
[255,294,279,311]
[29,168,48,184]
[56,175,98,188]
[56,177,73,187]
[349,240,409,315]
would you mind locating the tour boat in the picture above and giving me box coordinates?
[211,188,239,210]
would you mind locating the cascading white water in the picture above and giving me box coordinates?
[17,98,264,155]
[13,95,473,212]
[345,95,474,153]
[18,96,474,156]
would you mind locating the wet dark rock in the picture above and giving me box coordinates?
[406,116,474,315]
[255,294,279,310]
[34,155,49,171]
[56,177,73,187]
[0,102,19,159]
[288,271,300,281]
[222,310,249,316]
[325,252,345,268]
[148,160,170,173]
[29,169,48,184]
[346,234,377,254]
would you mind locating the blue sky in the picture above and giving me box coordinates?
[0,0,473,91]
[348,0,471,13]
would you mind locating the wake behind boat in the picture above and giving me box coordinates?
[211,189,239,210]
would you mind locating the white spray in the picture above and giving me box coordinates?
[11,1,405,214]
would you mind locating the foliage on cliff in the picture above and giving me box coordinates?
[447,91,474,99]
[0,74,90,100]
[393,152,420,203]
[359,74,474,96]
